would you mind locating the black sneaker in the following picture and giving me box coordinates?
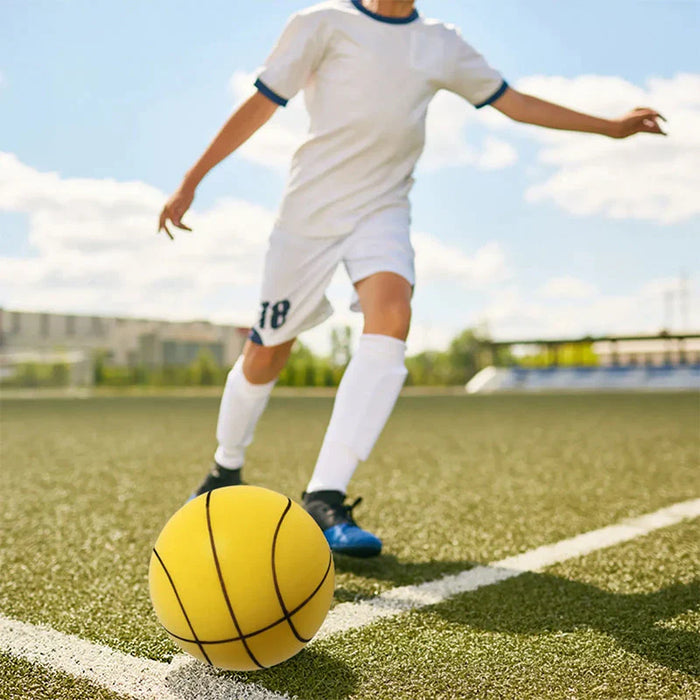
[189,463,243,501]
[303,490,382,558]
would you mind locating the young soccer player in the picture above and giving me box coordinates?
[159,0,665,557]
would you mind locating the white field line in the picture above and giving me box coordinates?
[312,497,700,641]
[0,615,289,700]
[1,498,698,699]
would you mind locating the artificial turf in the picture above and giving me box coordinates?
[292,519,700,699]
[1,393,698,698]
[0,652,130,700]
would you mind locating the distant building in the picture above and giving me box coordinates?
[0,309,249,383]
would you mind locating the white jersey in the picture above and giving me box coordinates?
[256,0,506,239]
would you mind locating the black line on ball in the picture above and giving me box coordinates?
[205,489,266,670]
[152,547,213,667]
[271,497,312,643]
[160,550,333,645]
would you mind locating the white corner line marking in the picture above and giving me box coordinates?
[1,498,698,699]
[0,616,289,700]
[312,498,700,641]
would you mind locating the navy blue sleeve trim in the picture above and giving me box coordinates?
[254,78,288,107]
[475,80,509,109]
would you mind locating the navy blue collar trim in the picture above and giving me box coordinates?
[351,0,418,24]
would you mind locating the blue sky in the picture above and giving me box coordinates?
[2,1,699,353]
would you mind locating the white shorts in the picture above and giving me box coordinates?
[249,207,415,346]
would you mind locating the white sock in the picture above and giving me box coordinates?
[214,356,276,469]
[306,333,408,494]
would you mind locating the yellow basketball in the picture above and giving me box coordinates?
[148,485,335,671]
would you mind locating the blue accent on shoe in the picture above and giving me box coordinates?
[254,78,288,107]
[323,522,382,558]
[475,80,509,109]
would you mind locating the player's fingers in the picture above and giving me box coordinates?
[160,222,174,240]
[634,107,664,121]
[158,207,174,237]
[169,207,183,226]
[641,118,665,135]
[172,204,192,228]
[175,221,192,232]
[642,109,664,122]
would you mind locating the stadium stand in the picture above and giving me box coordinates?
[468,333,700,393]
[466,365,700,393]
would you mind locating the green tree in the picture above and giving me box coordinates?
[131,365,148,385]
[446,329,483,384]
[404,328,503,386]
[188,350,220,385]
[49,362,70,387]
[93,351,106,385]
[17,362,40,387]
[278,341,316,386]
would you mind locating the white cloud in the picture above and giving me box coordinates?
[0,152,273,324]
[413,233,509,288]
[514,73,700,224]
[480,276,699,341]
[540,276,597,300]
[476,135,518,171]
[419,91,517,171]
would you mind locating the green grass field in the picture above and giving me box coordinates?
[1,393,699,699]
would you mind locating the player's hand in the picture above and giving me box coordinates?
[158,186,195,240]
[610,107,666,139]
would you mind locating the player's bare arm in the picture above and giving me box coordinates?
[491,87,666,139]
[158,91,278,239]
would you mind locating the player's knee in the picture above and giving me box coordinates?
[243,342,291,383]
[366,301,411,340]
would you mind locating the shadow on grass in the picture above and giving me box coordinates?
[432,571,700,677]
[333,554,476,603]
[165,645,358,699]
[332,553,479,602]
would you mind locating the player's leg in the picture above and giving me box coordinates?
[216,338,295,475]
[190,228,341,499]
[303,211,414,557]
[191,338,296,497]
[306,272,410,491]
